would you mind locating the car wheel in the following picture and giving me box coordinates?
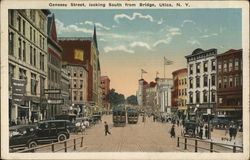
[28,141,37,148]
[57,133,67,142]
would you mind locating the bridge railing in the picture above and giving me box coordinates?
[177,136,243,153]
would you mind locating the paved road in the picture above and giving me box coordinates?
[78,115,185,152]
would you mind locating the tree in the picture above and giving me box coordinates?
[126,95,138,105]
[108,88,125,107]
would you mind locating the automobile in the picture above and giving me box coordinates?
[9,120,70,149]
[183,121,198,138]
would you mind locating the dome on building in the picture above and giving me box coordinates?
[192,48,204,55]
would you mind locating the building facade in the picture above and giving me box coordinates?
[100,76,110,110]
[185,48,217,115]
[60,68,70,114]
[171,68,188,114]
[8,9,50,124]
[216,49,242,120]
[156,78,173,114]
[136,79,148,107]
[47,14,63,119]
[146,82,157,113]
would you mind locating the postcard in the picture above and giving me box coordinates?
[0,0,249,159]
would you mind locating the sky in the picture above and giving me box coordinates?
[51,9,242,97]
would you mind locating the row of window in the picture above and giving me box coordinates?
[48,68,60,83]
[189,91,216,104]
[178,78,187,85]
[218,75,242,89]
[218,58,241,73]
[9,33,45,71]
[68,70,84,77]
[71,79,84,89]
[178,99,187,107]
[48,54,61,68]
[189,75,216,89]
[71,91,84,101]
[189,60,216,75]
[178,89,187,96]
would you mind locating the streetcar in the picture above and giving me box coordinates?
[127,109,139,124]
[112,106,126,127]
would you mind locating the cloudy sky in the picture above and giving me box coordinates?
[51,9,242,97]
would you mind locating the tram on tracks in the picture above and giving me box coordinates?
[127,109,139,124]
[112,106,126,127]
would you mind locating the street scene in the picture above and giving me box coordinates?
[7,8,244,153]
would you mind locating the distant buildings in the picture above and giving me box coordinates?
[101,76,110,110]
[137,79,148,107]
[216,49,242,120]
[171,68,187,114]
[185,48,217,116]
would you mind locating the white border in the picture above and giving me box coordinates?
[1,0,249,159]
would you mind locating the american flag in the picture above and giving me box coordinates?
[164,57,173,65]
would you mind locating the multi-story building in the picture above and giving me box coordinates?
[100,76,110,110]
[146,81,157,113]
[47,14,63,119]
[136,79,148,108]
[156,78,173,114]
[185,48,217,116]
[216,49,242,120]
[60,68,70,114]
[59,28,100,115]
[8,9,50,124]
[171,68,188,114]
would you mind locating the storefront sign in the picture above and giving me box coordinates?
[44,89,61,94]
[48,99,64,104]
[12,78,26,104]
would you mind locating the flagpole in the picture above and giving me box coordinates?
[164,57,166,78]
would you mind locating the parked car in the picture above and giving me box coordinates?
[9,120,70,149]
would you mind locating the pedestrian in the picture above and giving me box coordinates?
[205,125,208,139]
[229,125,233,141]
[232,125,237,139]
[199,126,203,139]
[177,120,179,127]
[104,121,111,136]
[170,125,176,138]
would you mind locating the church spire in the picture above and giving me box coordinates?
[93,25,98,49]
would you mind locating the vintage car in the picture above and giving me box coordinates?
[183,121,198,138]
[9,120,70,149]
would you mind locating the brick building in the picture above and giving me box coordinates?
[216,49,242,120]
[100,76,110,110]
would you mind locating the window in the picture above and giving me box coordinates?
[218,77,222,88]
[184,78,187,84]
[179,89,181,96]
[40,16,45,31]
[235,75,240,87]
[30,46,33,65]
[196,92,200,103]
[189,93,193,103]
[203,76,208,87]
[30,27,32,41]
[31,73,37,95]
[40,77,45,95]
[80,91,83,101]
[19,68,26,79]
[235,59,239,70]
[73,91,77,101]
[182,89,184,96]
[218,62,222,72]
[48,68,51,80]
[33,48,36,66]
[9,32,14,55]
[68,71,71,77]
[42,38,45,49]
[196,63,200,73]
[40,53,44,71]
[22,20,25,35]
[80,80,83,88]
[185,89,187,96]
[211,92,216,102]
[74,71,77,77]
[10,10,14,26]
[23,41,26,62]
[203,91,208,103]
[223,76,227,88]
[190,64,193,75]
[204,62,208,72]
[39,35,42,48]
[18,38,22,59]
[229,76,233,87]
[179,80,181,85]
[229,59,233,71]
[182,79,184,85]
[33,30,36,43]
[74,79,77,88]
[17,16,21,32]
[196,77,200,88]
[189,79,193,89]
[212,60,216,71]
[212,75,216,86]
[223,60,227,72]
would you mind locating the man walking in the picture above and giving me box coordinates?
[104,121,111,136]
[170,125,176,138]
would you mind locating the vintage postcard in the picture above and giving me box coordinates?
[0,0,249,159]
